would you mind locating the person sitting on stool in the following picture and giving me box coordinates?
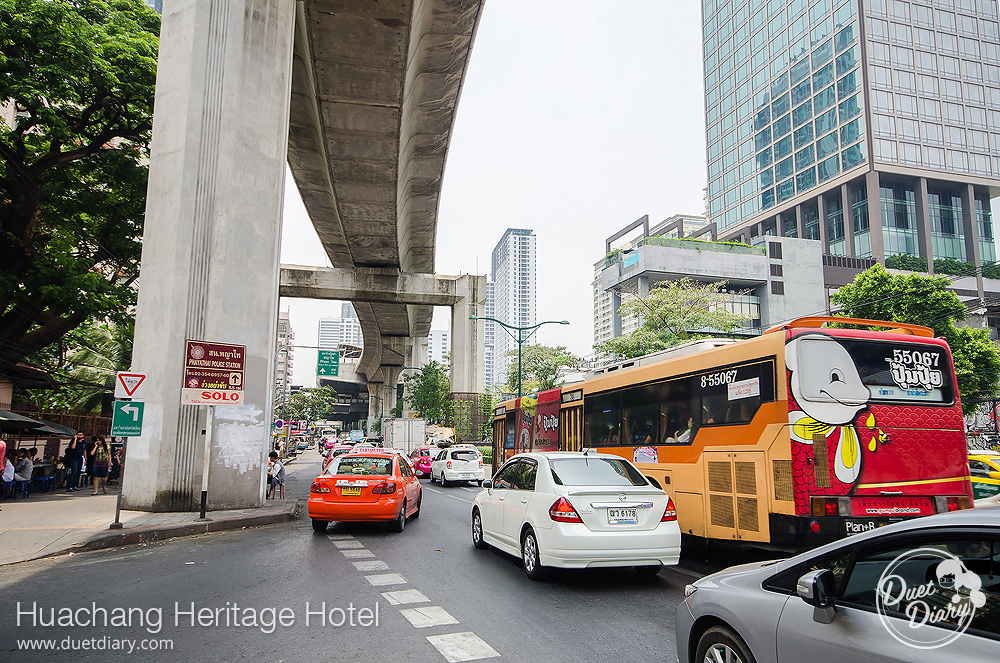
[267,451,285,499]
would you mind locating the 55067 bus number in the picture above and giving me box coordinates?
[701,370,738,388]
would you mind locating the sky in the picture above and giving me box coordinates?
[279,1,708,387]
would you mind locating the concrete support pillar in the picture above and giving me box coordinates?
[841,182,855,257]
[367,382,383,432]
[451,274,487,394]
[124,0,295,511]
[865,170,886,260]
[915,177,934,274]
[960,183,985,297]
[817,194,829,251]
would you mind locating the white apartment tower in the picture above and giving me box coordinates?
[317,303,364,350]
[490,229,537,389]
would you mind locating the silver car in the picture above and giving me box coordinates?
[676,507,999,663]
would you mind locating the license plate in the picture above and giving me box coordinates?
[341,487,362,495]
[608,508,638,524]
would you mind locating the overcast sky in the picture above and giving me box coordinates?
[279,1,708,386]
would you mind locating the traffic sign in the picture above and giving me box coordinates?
[114,372,147,399]
[274,419,284,429]
[111,400,145,437]
[181,340,246,405]
[317,350,340,377]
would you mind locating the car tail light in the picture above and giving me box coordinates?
[661,497,677,522]
[810,496,849,517]
[549,497,583,523]
[372,482,397,495]
[479,459,484,467]
[447,460,453,468]
[310,481,331,494]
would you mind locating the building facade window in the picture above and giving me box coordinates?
[927,188,966,260]
[880,184,919,256]
[826,193,846,255]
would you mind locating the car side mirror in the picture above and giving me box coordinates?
[481,480,493,490]
[797,569,837,624]
[989,471,1000,480]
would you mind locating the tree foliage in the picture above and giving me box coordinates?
[503,344,581,394]
[282,386,339,425]
[0,0,159,374]
[594,278,748,359]
[13,318,133,412]
[402,361,452,424]
[831,264,1000,414]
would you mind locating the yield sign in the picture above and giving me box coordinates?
[115,372,147,399]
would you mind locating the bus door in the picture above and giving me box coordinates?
[704,451,769,543]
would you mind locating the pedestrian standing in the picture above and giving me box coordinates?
[84,436,99,487]
[64,432,84,491]
[91,437,111,495]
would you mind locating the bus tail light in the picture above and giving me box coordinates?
[810,496,850,517]
[661,497,677,522]
[935,495,972,512]
[372,482,397,495]
[310,481,331,494]
[549,497,583,523]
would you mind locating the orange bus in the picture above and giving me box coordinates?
[491,317,974,549]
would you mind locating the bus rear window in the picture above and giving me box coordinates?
[793,336,954,404]
[549,457,648,486]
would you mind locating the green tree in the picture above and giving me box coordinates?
[13,318,133,412]
[0,0,159,374]
[402,361,451,424]
[503,344,581,394]
[282,386,339,425]
[831,264,1000,414]
[595,278,748,359]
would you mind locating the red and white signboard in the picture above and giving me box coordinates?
[114,372,147,399]
[180,340,246,406]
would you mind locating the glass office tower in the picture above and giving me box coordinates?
[702,0,1000,288]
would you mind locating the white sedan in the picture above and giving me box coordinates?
[471,452,681,580]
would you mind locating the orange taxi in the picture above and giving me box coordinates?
[309,451,421,533]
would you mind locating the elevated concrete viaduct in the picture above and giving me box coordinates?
[126,0,486,511]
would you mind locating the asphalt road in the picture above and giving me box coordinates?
[0,458,778,663]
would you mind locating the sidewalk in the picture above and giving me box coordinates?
[0,448,321,566]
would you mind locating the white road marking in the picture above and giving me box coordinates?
[426,632,501,662]
[426,487,474,504]
[334,540,364,549]
[381,589,430,606]
[341,549,375,559]
[365,573,408,586]
[400,606,460,629]
[326,533,356,540]
[353,560,390,572]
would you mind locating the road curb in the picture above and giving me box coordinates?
[64,500,302,558]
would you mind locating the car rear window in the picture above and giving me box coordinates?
[549,457,649,487]
[327,456,393,476]
[451,450,480,462]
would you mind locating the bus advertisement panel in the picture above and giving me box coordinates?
[492,317,974,551]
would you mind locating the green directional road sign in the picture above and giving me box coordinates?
[111,400,145,437]
[317,349,340,377]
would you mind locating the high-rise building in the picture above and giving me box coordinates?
[484,281,496,389]
[317,303,364,350]
[703,0,999,298]
[427,329,451,364]
[489,229,537,389]
[275,311,294,400]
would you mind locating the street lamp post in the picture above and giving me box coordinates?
[469,316,569,397]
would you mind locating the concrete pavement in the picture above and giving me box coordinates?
[0,448,323,565]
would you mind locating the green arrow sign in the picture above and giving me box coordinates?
[111,400,144,437]
[317,349,340,377]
